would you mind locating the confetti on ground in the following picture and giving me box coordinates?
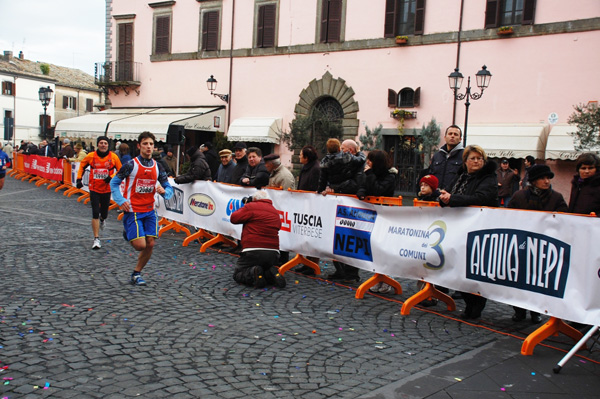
[454,377,462,382]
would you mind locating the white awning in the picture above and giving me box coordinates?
[54,109,143,139]
[465,124,549,159]
[226,117,282,144]
[54,107,225,142]
[106,107,225,141]
[545,124,599,160]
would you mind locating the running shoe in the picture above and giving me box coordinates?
[131,273,147,286]
[369,282,383,293]
[378,283,394,294]
[92,238,101,250]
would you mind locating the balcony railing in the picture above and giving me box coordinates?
[95,62,141,95]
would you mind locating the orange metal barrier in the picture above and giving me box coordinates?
[521,317,584,355]
[354,195,403,298]
[413,198,440,207]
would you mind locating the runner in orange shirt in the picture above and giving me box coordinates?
[76,136,122,249]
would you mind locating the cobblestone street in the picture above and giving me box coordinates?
[1,176,599,398]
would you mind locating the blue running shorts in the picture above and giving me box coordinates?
[122,210,158,241]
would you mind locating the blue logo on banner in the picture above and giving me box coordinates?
[164,187,184,214]
[466,229,571,298]
[226,198,244,216]
[333,205,376,261]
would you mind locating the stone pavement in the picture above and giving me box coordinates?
[0,175,599,398]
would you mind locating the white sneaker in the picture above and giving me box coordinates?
[378,283,394,294]
[92,238,101,250]
[100,218,105,230]
[369,282,383,293]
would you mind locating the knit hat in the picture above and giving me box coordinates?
[64,138,70,144]
[419,175,439,191]
[186,146,198,157]
[97,136,109,145]
[528,164,554,182]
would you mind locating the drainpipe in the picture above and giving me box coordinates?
[452,0,465,125]
[12,76,17,149]
[226,0,235,131]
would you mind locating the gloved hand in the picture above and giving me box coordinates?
[76,179,83,189]
[104,176,112,184]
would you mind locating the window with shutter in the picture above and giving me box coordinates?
[2,81,15,96]
[413,87,420,107]
[388,89,398,108]
[86,99,94,112]
[485,0,535,28]
[202,11,220,51]
[320,0,343,43]
[118,23,134,81]
[155,15,171,54]
[257,4,276,48]
[399,88,415,108]
[63,96,68,109]
[384,0,425,37]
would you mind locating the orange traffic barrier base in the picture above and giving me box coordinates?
[77,192,90,203]
[356,273,402,298]
[279,254,320,276]
[159,220,192,237]
[46,181,60,189]
[200,233,235,253]
[521,317,584,356]
[55,183,72,192]
[401,282,455,315]
[181,227,215,246]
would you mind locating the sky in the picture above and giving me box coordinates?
[0,0,105,76]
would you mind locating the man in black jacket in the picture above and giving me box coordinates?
[174,146,211,184]
[428,125,464,191]
[231,142,248,186]
[240,147,269,189]
[201,141,219,181]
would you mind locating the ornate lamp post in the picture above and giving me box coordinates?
[38,86,54,140]
[448,65,492,146]
[206,75,229,103]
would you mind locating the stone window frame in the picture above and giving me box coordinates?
[253,0,279,49]
[198,0,223,52]
[315,0,347,44]
[295,71,359,140]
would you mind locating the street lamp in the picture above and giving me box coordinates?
[38,86,54,140]
[448,65,492,146]
[206,75,229,103]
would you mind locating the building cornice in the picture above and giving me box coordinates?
[150,17,600,62]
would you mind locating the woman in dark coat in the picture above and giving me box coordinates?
[297,145,320,191]
[568,153,600,216]
[439,145,498,320]
[360,149,398,294]
[508,164,568,324]
[357,149,397,199]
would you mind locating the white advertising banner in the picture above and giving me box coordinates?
[156,180,600,325]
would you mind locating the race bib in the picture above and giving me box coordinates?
[135,179,155,194]
[93,168,109,180]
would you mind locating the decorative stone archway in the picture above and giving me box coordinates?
[294,71,360,140]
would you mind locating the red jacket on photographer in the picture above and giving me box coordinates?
[230,198,281,251]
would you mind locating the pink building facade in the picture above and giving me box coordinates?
[89,0,599,195]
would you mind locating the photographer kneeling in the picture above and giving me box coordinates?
[230,190,285,288]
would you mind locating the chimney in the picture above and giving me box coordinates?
[18,51,23,60]
[3,50,13,61]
